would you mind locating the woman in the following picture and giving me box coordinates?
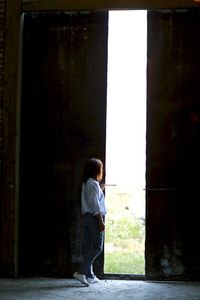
[73,158,106,286]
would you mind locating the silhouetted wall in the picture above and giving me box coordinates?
[1,7,200,281]
[19,12,108,276]
[146,9,200,280]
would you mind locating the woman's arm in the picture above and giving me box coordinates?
[95,213,105,232]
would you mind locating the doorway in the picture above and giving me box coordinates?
[18,9,198,280]
[104,11,147,275]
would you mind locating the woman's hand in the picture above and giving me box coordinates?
[96,213,105,232]
[100,183,105,191]
[99,221,105,232]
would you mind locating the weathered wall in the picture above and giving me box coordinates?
[146,9,200,280]
[1,1,200,280]
[0,0,21,277]
[19,11,108,276]
[0,0,6,275]
[21,0,200,11]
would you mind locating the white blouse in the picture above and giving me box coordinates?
[81,178,106,216]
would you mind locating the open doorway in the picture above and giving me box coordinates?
[104,10,147,275]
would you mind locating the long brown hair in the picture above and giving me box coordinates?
[83,158,103,183]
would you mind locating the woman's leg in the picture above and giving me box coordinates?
[79,214,104,278]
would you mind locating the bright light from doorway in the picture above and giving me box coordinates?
[105,10,147,274]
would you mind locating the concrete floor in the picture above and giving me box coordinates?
[0,278,200,300]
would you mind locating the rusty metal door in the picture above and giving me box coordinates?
[146,9,200,280]
[19,12,108,276]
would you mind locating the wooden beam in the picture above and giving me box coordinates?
[2,0,22,276]
[22,0,200,12]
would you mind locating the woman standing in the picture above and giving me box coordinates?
[73,158,106,286]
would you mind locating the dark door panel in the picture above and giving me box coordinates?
[146,9,200,280]
[19,11,108,276]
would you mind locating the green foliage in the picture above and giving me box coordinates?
[104,186,145,274]
[104,252,145,274]
[106,216,144,244]
[104,217,145,274]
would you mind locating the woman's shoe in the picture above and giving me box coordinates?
[73,272,89,286]
[87,276,100,284]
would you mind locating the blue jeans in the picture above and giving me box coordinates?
[79,213,104,278]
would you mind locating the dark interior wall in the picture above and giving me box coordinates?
[2,5,200,281]
[0,0,13,276]
[0,0,5,272]
[146,9,200,280]
[19,12,108,276]
[0,0,5,197]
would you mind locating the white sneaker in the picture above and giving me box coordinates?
[73,272,89,287]
[87,276,100,284]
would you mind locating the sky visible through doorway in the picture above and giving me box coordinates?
[105,10,147,218]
